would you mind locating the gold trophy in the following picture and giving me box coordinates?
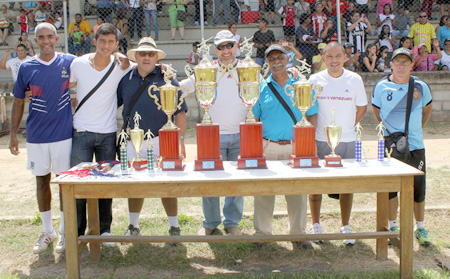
[235,37,267,169]
[185,38,223,170]
[284,79,322,168]
[324,108,343,167]
[127,112,147,171]
[148,66,188,171]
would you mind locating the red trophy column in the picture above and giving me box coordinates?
[290,126,320,168]
[159,128,184,171]
[238,122,267,169]
[195,124,224,170]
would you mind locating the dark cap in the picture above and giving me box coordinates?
[193,41,200,47]
[343,42,353,48]
[445,38,450,43]
[265,44,288,59]
[392,47,413,62]
[397,3,405,9]
[254,18,268,24]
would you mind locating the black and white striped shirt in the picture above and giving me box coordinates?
[346,22,368,54]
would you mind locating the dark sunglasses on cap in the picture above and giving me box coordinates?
[216,42,235,50]
[137,51,157,57]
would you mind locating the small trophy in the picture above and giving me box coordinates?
[144,129,155,173]
[128,112,148,171]
[324,108,343,167]
[376,122,386,162]
[118,129,128,174]
[236,37,267,169]
[185,38,223,171]
[284,79,322,168]
[355,122,363,163]
[148,66,188,171]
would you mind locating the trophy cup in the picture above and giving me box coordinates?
[128,112,148,171]
[355,122,363,163]
[148,66,188,171]
[376,122,386,162]
[118,130,129,174]
[236,37,267,169]
[185,38,223,171]
[284,79,321,168]
[324,108,343,167]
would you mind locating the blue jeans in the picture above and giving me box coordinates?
[129,8,143,39]
[144,9,159,38]
[202,133,244,229]
[71,130,116,236]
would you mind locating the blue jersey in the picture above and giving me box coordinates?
[13,53,75,144]
[253,75,318,142]
[372,76,432,151]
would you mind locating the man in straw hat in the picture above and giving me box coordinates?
[69,22,132,246]
[117,37,187,240]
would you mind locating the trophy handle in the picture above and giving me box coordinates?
[184,64,194,81]
[148,84,162,110]
[177,85,190,110]
[261,62,270,79]
[284,84,295,106]
[312,85,322,107]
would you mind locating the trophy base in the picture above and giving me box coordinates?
[289,155,320,168]
[161,157,185,171]
[324,155,343,167]
[237,156,267,169]
[128,160,148,171]
[194,156,224,171]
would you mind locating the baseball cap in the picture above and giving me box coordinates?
[391,47,413,62]
[193,41,200,47]
[417,43,427,49]
[343,42,353,49]
[444,38,450,43]
[265,44,288,58]
[318,43,327,50]
[398,3,405,9]
[214,30,236,46]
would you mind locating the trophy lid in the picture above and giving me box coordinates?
[292,79,312,87]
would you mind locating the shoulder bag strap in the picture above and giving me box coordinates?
[74,59,116,115]
[267,82,298,124]
[120,73,156,131]
[404,76,414,136]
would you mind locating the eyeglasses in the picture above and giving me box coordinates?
[419,15,427,18]
[216,42,235,50]
[267,54,287,63]
[392,60,412,66]
[137,51,157,57]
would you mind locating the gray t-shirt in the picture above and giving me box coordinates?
[393,11,413,32]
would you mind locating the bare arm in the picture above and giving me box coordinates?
[175,110,187,158]
[0,50,10,69]
[372,105,382,123]
[355,105,367,125]
[422,104,432,127]
[9,98,25,155]
[308,114,317,128]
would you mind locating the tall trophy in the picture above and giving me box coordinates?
[284,79,321,168]
[148,66,188,171]
[324,108,343,167]
[185,38,223,171]
[236,37,267,169]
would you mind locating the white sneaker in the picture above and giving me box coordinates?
[101,232,116,247]
[340,225,355,245]
[194,21,199,25]
[204,21,208,26]
[33,231,57,254]
[310,223,324,243]
[55,232,65,253]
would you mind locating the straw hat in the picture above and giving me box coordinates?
[127,37,166,61]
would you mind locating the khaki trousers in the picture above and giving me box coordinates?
[253,140,308,235]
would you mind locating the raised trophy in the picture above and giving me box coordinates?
[185,38,223,171]
[284,79,322,168]
[324,108,343,167]
[236,37,267,169]
[148,66,188,171]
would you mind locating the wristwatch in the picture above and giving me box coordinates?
[180,135,185,141]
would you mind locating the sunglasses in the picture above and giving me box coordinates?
[445,43,450,46]
[267,54,287,63]
[419,15,427,18]
[137,51,157,57]
[216,42,235,50]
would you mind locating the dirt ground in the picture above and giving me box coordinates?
[0,123,449,277]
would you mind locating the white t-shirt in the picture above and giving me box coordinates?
[377,14,395,34]
[70,54,133,133]
[434,50,450,68]
[379,34,393,51]
[6,56,32,82]
[181,60,249,134]
[309,69,368,142]
[54,16,63,29]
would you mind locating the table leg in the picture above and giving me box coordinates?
[87,199,101,261]
[376,192,389,260]
[62,184,80,279]
[400,176,414,279]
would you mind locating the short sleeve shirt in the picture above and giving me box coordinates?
[408,22,436,53]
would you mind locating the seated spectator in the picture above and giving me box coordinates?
[114,14,128,54]
[0,4,14,46]
[354,0,371,16]
[34,6,46,25]
[15,31,35,56]
[51,0,63,14]
[361,43,378,72]
[22,1,38,31]
[295,0,311,17]
[343,42,360,72]
[305,0,316,13]
[296,13,317,65]
[312,42,327,72]
[437,16,450,49]
[93,17,104,35]
[228,23,242,58]
[392,4,412,38]
[0,45,31,82]
[435,15,447,36]
[376,3,395,35]
[377,0,392,16]
[48,11,63,29]
[399,36,413,50]
[346,11,373,60]
[434,38,450,70]
[379,24,395,52]
[280,39,303,68]
[376,45,391,72]
[438,0,450,18]
[68,13,91,55]
[414,41,442,71]
[342,1,356,24]
[320,18,338,43]
[70,24,85,56]
[187,41,200,66]
[311,2,326,37]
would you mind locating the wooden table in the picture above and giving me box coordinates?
[53,159,423,279]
